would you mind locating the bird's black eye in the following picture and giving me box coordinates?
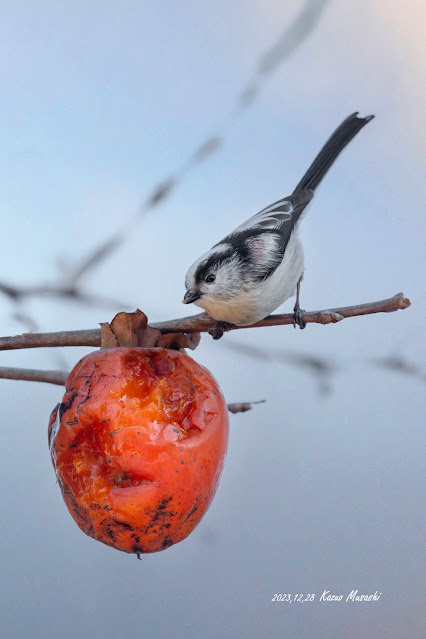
[205,273,216,283]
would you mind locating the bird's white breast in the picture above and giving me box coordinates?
[195,231,305,325]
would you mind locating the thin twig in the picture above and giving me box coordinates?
[0,281,127,309]
[0,329,101,350]
[225,341,335,395]
[0,367,67,385]
[0,366,266,413]
[370,355,426,383]
[0,293,411,351]
[228,400,266,414]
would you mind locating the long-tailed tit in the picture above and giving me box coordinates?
[183,112,374,334]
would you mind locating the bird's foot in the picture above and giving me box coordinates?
[293,304,306,330]
[208,321,234,340]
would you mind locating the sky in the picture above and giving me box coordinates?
[0,1,425,638]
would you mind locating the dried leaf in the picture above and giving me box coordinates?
[157,332,201,351]
[101,310,162,348]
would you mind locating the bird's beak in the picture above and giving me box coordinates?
[183,289,201,304]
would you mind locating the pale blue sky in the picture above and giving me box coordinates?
[0,2,425,638]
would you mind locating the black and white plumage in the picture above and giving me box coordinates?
[183,112,374,327]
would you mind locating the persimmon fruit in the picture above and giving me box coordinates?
[48,347,229,557]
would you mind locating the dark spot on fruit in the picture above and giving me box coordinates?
[181,499,199,525]
[112,519,133,531]
[159,497,172,510]
[75,386,92,411]
[59,392,79,416]
[144,497,174,534]
[100,517,134,544]
[61,482,92,531]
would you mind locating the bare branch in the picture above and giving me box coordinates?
[0,367,267,416]
[63,233,124,284]
[190,137,223,164]
[0,329,101,350]
[225,341,335,395]
[257,0,329,76]
[0,293,411,351]
[153,293,411,333]
[0,367,67,385]
[370,355,426,384]
[0,280,128,309]
[228,400,266,414]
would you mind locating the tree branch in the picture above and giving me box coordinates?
[155,293,411,333]
[0,280,127,309]
[0,367,67,385]
[0,366,266,413]
[227,400,266,414]
[0,293,411,351]
[0,329,101,350]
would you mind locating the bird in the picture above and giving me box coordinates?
[183,112,374,337]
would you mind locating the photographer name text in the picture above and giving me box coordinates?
[271,590,382,603]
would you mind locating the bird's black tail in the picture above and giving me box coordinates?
[294,112,374,193]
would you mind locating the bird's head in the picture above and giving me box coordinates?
[183,243,243,309]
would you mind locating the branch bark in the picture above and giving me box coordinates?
[0,329,101,350]
[0,292,410,351]
[0,367,67,385]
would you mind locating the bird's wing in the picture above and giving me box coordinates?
[232,190,313,234]
[224,190,313,280]
[274,190,314,253]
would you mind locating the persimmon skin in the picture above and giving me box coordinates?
[48,347,229,556]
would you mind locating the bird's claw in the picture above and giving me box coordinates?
[208,321,234,340]
[293,305,306,330]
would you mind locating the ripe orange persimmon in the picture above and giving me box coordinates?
[48,347,229,557]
